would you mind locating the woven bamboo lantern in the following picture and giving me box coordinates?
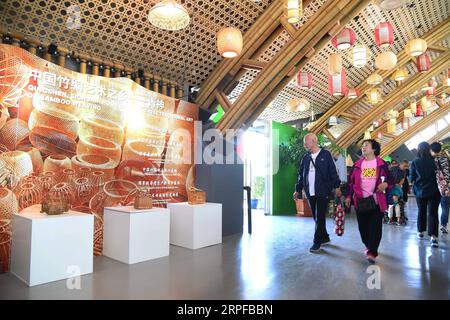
[392,68,408,81]
[331,28,356,50]
[367,73,383,85]
[217,27,243,58]
[387,119,397,134]
[328,53,342,76]
[375,22,394,48]
[346,88,360,99]
[296,72,312,89]
[405,39,427,57]
[352,44,368,68]
[285,0,302,24]
[328,68,347,96]
[416,53,430,73]
[375,51,397,70]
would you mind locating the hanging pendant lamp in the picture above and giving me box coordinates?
[217,27,243,58]
[328,68,347,96]
[352,44,368,68]
[405,39,427,57]
[296,72,313,89]
[375,51,397,70]
[331,28,356,50]
[416,53,430,73]
[373,0,407,10]
[374,22,394,48]
[148,0,190,31]
[387,119,397,134]
[367,73,383,85]
[346,88,360,99]
[367,88,382,105]
[328,53,342,76]
[392,68,408,82]
[285,0,302,24]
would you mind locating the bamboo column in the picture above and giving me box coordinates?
[79,55,89,74]
[57,48,69,67]
[103,64,111,77]
[114,64,124,77]
[124,67,133,79]
[177,86,184,99]
[153,77,160,93]
[11,38,21,47]
[91,58,102,76]
[43,45,52,62]
[170,82,176,98]
[144,72,151,90]
[161,79,167,96]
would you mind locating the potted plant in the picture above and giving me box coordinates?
[251,176,264,209]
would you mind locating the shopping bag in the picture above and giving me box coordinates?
[334,198,345,236]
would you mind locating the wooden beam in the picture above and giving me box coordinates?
[323,127,336,143]
[340,112,360,121]
[279,16,298,38]
[428,126,450,143]
[381,102,450,157]
[427,44,450,53]
[241,59,267,71]
[308,18,450,134]
[214,90,232,112]
[383,132,397,139]
[217,0,371,133]
[337,52,450,148]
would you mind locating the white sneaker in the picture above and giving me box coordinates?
[440,226,448,234]
[418,232,425,239]
[430,236,439,248]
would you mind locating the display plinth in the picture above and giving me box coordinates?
[167,202,222,250]
[103,206,170,264]
[11,205,94,287]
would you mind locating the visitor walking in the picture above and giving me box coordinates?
[293,133,341,253]
[430,142,450,234]
[410,142,441,248]
[346,139,392,263]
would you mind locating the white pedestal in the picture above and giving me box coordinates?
[103,206,170,264]
[167,202,222,250]
[11,205,94,287]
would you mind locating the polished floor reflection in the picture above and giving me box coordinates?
[0,200,449,299]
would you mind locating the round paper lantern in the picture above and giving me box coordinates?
[296,72,312,89]
[375,22,394,48]
[367,73,383,85]
[392,68,408,81]
[416,53,430,73]
[328,53,342,76]
[286,0,302,24]
[405,39,427,57]
[328,68,347,96]
[331,28,356,50]
[352,44,367,68]
[346,88,360,99]
[286,99,300,112]
[217,27,243,58]
[296,98,310,112]
[375,51,397,70]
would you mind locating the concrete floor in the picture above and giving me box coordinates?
[0,200,449,300]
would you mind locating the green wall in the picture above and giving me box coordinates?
[272,121,297,215]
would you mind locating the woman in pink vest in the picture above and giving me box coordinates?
[346,139,393,263]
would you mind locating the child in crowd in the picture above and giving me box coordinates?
[388,179,404,225]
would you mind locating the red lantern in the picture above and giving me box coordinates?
[331,28,356,50]
[346,88,360,99]
[374,22,394,48]
[328,68,347,96]
[426,87,436,96]
[415,103,423,117]
[296,72,313,89]
[402,118,409,130]
[416,53,430,73]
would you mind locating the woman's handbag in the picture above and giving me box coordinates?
[356,196,378,213]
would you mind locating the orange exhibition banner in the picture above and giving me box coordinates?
[0,44,198,270]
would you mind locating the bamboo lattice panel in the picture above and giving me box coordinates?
[0,0,273,87]
[258,0,450,123]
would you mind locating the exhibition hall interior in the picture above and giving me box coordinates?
[0,0,449,300]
